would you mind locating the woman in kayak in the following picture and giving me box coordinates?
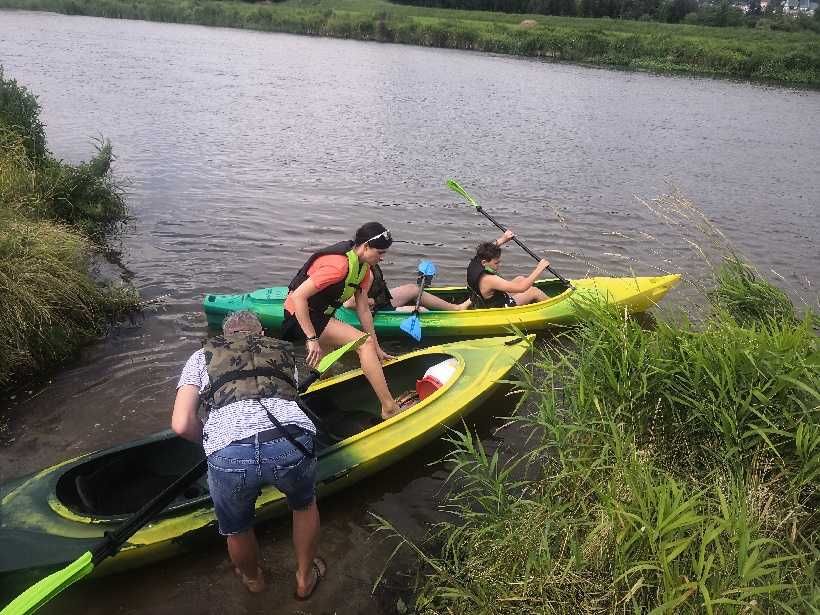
[281,222,403,420]
[467,230,551,308]
[342,263,471,313]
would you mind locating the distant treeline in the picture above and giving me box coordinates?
[1,0,819,86]
[391,0,820,28]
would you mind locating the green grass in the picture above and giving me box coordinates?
[2,0,819,85]
[374,261,819,613]
[0,69,136,388]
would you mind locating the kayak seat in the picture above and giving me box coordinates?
[75,474,97,511]
[69,457,179,516]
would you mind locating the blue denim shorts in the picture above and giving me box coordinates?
[206,429,317,536]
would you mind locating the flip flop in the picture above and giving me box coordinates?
[294,556,327,601]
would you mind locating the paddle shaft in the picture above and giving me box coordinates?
[475,206,573,288]
[410,279,425,315]
[92,457,207,564]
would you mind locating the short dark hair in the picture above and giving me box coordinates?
[354,222,392,249]
[475,241,501,262]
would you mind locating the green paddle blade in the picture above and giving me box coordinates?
[0,551,94,615]
[299,334,370,393]
[316,334,368,373]
[446,179,478,208]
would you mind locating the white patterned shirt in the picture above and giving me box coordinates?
[177,349,316,457]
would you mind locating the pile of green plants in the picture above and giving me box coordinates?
[0,68,135,388]
[379,260,818,613]
[1,0,818,86]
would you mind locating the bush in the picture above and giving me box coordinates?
[0,68,136,387]
[0,67,47,162]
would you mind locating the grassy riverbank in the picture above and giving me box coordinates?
[2,0,819,86]
[377,258,819,612]
[0,68,136,389]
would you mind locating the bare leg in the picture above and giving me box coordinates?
[390,285,470,311]
[319,318,400,418]
[227,529,265,592]
[293,499,321,597]
[511,287,549,306]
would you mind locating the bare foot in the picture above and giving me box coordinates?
[235,566,266,593]
[456,298,472,310]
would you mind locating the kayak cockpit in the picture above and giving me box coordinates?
[303,352,457,447]
[55,436,207,520]
[404,278,570,309]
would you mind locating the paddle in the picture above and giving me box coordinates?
[446,179,574,289]
[399,260,438,341]
[0,334,368,615]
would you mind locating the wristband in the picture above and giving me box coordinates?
[306,335,319,342]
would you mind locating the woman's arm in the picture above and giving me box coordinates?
[289,278,321,338]
[289,278,324,366]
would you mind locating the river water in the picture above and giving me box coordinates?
[0,10,818,613]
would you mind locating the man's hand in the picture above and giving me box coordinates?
[306,338,324,368]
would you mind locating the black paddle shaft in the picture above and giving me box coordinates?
[475,206,573,288]
[410,272,434,316]
[92,457,207,565]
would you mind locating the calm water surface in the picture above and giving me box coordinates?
[0,10,818,613]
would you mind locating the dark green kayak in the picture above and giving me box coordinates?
[0,335,531,604]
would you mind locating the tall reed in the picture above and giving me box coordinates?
[375,261,819,613]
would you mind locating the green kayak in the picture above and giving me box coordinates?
[203,274,681,337]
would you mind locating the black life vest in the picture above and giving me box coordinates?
[466,256,516,309]
[368,264,394,312]
[287,241,370,317]
[202,333,298,411]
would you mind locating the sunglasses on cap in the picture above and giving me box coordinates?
[365,229,392,245]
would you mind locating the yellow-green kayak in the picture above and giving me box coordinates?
[203,275,681,336]
[0,335,531,599]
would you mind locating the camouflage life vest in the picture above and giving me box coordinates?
[202,333,298,410]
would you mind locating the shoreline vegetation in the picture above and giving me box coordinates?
[376,252,819,612]
[0,0,818,86]
[0,67,137,391]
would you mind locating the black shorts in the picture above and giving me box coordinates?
[281,309,332,342]
[372,300,394,313]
